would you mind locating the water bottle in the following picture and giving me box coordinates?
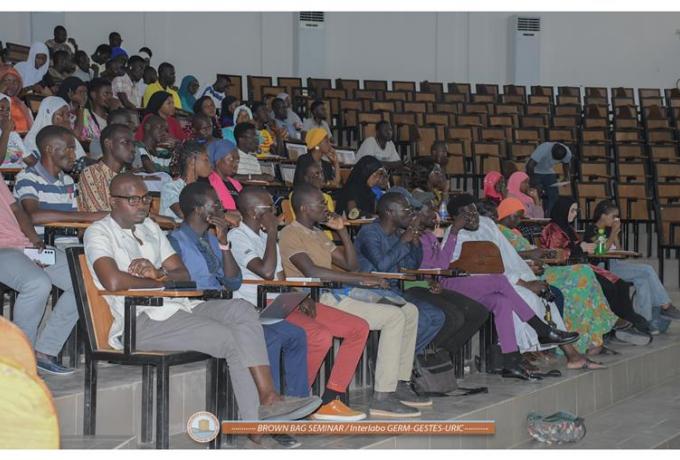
[595,228,608,255]
[438,201,449,221]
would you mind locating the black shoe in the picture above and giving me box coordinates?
[501,366,543,381]
[271,434,301,449]
[538,328,580,346]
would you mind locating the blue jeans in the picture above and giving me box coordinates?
[609,260,671,321]
[401,289,446,354]
[533,173,558,215]
[263,320,309,397]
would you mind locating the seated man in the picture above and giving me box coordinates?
[430,140,450,172]
[302,101,333,143]
[280,184,431,417]
[272,97,301,140]
[88,108,140,159]
[78,124,135,212]
[230,187,369,421]
[233,122,274,182]
[356,121,401,167]
[354,192,490,358]
[83,173,320,444]
[12,125,109,374]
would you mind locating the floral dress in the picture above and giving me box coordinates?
[499,224,618,353]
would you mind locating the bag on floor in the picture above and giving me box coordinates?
[411,349,458,395]
[527,411,586,444]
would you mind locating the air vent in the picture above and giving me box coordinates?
[299,12,325,29]
[516,17,540,32]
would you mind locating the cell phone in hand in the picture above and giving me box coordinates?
[24,247,56,266]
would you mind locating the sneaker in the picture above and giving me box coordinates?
[369,392,421,418]
[270,434,301,449]
[660,305,680,320]
[614,328,652,346]
[36,356,75,375]
[311,399,367,421]
[259,395,322,421]
[395,381,433,407]
[650,307,672,334]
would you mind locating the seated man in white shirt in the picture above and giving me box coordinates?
[302,101,333,143]
[233,122,275,182]
[355,121,401,167]
[83,173,320,438]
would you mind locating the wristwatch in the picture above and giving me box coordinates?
[219,242,232,251]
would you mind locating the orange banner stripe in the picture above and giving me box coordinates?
[221,421,495,436]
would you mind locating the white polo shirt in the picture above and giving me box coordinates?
[84,215,201,349]
[236,149,263,175]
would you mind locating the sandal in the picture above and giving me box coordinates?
[567,358,607,370]
[598,346,620,356]
[533,369,562,378]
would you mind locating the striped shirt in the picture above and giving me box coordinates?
[14,162,77,213]
[236,149,263,175]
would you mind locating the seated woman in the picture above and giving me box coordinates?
[496,197,618,356]
[0,93,29,168]
[160,140,212,221]
[22,96,88,167]
[56,77,88,150]
[482,171,507,205]
[409,157,449,208]
[541,197,652,344]
[14,42,49,90]
[219,96,239,129]
[586,199,680,333]
[135,90,188,142]
[207,139,241,211]
[193,95,222,139]
[222,104,252,144]
[417,193,588,377]
[252,101,286,156]
[507,171,544,219]
[335,155,388,219]
[304,127,340,188]
[178,75,199,113]
[0,67,34,134]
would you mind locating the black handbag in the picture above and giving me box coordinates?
[411,349,458,395]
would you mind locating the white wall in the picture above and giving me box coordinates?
[4,12,680,94]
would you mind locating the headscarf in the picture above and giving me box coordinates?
[219,95,238,127]
[497,197,526,221]
[178,75,198,113]
[135,91,186,141]
[336,155,384,217]
[14,42,50,87]
[305,127,327,150]
[206,139,242,211]
[483,171,504,204]
[207,139,237,167]
[56,76,86,103]
[549,196,579,244]
[0,93,29,165]
[0,67,33,133]
[507,171,534,209]
[23,96,85,160]
[221,104,252,144]
[232,104,252,126]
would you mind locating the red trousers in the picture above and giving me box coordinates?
[287,303,369,393]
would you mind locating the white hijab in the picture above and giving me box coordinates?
[232,104,253,126]
[14,42,50,88]
[0,93,28,166]
[23,96,85,160]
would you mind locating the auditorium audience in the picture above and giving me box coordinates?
[108,32,123,49]
[15,42,50,89]
[0,93,29,167]
[280,184,430,417]
[482,171,506,205]
[276,92,303,131]
[336,155,387,218]
[0,67,34,134]
[134,114,175,174]
[45,25,72,56]
[142,62,181,108]
[234,122,272,181]
[586,200,680,332]
[72,50,93,82]
[178,75,199,113]
[200,75,230,108]
[303,127,340,188]
[90,44,112,78]
[193,96,222,139]
[47,50,73,88]
[137,90,187,142]
[160,140,212,221]
[430,140,450,171]
[507,171,544,219]
[56,76,88,144]
[223,104,252,144]
[526,142,572,214]
[302,100,333,142]
[207,139,242,211]
[356,121,401,165]
[112,55,145,110]
[81,78,112,143]
[219,95,239,128]
[87,108,137,159]
[230,187,369,421]
[272,97,301,140]
[252,101,286,156]
[83,173,321,442]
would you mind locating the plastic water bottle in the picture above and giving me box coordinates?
[595,228,608,255]
[438,201,449,221]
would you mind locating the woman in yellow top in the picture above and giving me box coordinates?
[303,127,341,188]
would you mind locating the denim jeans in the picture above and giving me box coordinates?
[533,173,558,215]
[609,260,671,321]
[263,320,309,397]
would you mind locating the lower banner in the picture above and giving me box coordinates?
[222,421,495,436]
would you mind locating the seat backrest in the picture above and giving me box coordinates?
[392,81,416,92]
[218,74,243,101]
[364,80,387,91]
[335,79,359,93]
[4,42,30,64]
[66,248,115,352]
[247,75,273,102]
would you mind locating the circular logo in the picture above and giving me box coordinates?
[186,411,219,443]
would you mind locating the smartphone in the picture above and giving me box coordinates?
[24,248,56,266]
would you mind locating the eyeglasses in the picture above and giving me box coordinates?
[254,205,275,213]
[112,194,153,205]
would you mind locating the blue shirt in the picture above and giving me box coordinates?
[354,221,423,287]
[168,223,242,291]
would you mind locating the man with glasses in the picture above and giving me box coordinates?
[84,174,321,447]
[229,187,369,423]
[11,125,108,375]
